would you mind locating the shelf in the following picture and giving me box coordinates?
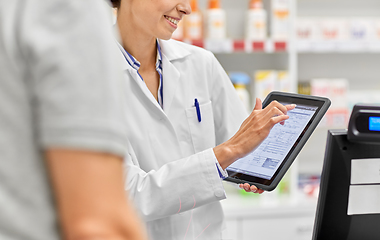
[183,39,380,53]
[182,39,288,53]
[297,40,380,53]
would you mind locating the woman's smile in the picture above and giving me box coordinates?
[164,15,180,28]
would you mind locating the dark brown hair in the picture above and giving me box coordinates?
[110,0,121,8]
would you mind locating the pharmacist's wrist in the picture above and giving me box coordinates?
[213,142,240,170]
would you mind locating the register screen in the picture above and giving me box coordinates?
[369,117,380,132]
[227,104,318,180]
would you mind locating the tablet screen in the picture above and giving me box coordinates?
[227,103,318,180]
[225,92,330,190]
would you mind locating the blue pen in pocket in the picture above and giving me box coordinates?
[194,98,201,122]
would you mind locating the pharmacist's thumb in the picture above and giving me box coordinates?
[253,98,262,110]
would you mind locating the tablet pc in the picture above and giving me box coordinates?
[225,91,331,191]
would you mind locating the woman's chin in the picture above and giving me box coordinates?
[157,31,176,41]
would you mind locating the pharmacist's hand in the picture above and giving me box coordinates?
[214,98,296,169]
[239,183,264,194]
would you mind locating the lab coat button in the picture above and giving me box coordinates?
[215,189,224,198]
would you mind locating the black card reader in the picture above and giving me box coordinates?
[347,104,380,143]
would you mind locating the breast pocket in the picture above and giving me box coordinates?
[185,101,216,153]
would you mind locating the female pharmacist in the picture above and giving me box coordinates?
[110,0,294,239]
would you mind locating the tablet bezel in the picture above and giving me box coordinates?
[224,91,331,191]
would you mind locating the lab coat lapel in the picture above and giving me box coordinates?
[126,68,165,114]
[159,39,191,115]
[120,39,192,116]
[161,55,179,115]
[115,40,165,114]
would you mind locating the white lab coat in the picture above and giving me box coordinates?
[121,39,248,240]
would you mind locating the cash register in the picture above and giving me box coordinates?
[312,104,380,240]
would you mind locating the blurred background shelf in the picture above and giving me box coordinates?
[185,39,289,52]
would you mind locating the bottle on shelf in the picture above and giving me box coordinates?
[277,71,291,92]
[205,0,226,40]
[271,0,290,41]
[184,0,203,41]
[246,0,267,41]
[298,81,311,95]
[228,72,251,112]
[254,70,276,102]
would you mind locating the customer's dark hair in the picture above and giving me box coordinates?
[110,0,120,8]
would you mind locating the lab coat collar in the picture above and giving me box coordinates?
[158,39,191,61]
[115,39,191,70]
[117,40,163,73]
[117,39,192,115]
[116,41,131,71]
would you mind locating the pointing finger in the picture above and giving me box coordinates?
[286,104,296,111]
